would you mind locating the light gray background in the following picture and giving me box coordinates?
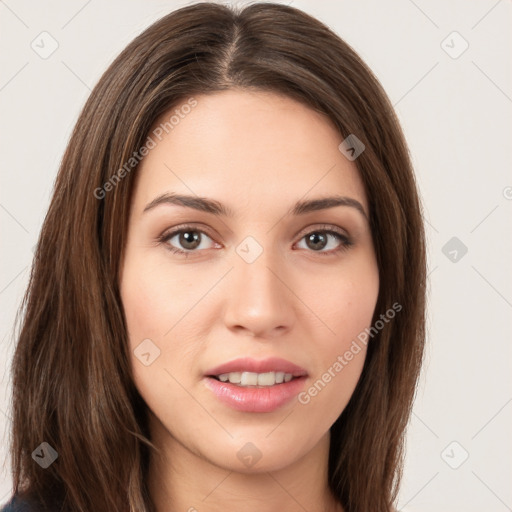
[1,1,511,510]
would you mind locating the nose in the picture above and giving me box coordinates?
[222,248,295,338]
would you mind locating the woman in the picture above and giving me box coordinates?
[2,2,426,511]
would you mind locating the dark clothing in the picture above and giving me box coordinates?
[1,496,41,512]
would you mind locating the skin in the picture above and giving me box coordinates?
[119,89,379,512]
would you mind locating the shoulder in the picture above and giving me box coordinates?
[0,496,41,512]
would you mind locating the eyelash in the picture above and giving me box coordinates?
[158,224,354,258]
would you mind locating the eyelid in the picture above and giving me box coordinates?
[160,223,218,241]
[293,223,349,240]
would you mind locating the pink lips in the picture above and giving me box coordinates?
[203,357,308,413]
[204,357,308,377]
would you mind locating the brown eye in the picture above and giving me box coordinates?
[305,232,328,251]
[161,228,217,254]
[296,229,353,254]
[178,231,202,250]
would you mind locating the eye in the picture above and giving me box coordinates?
[158,224,353,257]
[295,227,353,255]
[160,226,218,255]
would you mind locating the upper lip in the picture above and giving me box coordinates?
[205,357,308,377]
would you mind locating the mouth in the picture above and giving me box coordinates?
[207,371,302,387]
[203,357,308,413]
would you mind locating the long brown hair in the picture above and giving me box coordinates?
[4,2,426,511]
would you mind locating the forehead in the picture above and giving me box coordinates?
[133,89,368,213]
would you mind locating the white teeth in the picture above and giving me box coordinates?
[227,371,241,383]
[240,372,258,386]
[215,371,296,386]
[257,372,274,386]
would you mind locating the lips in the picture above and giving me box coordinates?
[204,357,308,378]
[203,357,308,413]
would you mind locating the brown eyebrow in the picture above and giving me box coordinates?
[143,193,368,220]
[290,196,368,220]
[143,193,234,216]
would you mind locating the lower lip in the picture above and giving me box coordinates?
[203,376,308,413]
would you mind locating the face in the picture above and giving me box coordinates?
[119,89,379,473]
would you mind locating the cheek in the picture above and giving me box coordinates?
[304,254,379,354]
[120,257,202,426]
[295,256,378,417]
[120,250,204,345]
[120,250,216,398]
[120,253,184,387]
